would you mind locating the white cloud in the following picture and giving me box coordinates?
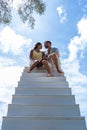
[0,103,8,130]
[62,16,87,126]
[0,26,32,55]
[0,66,23,130]
[66,17,87,62]
[57,6,63,15]
[0,57,16,67]
[63,16,87,84]
[57,6,67,23]
[0,66,23,89]
[77,17,87,38]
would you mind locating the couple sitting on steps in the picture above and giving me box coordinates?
[28,41,64,77]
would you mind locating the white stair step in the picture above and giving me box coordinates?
[12,95,76,105]
[1,67,87,130]
[15,87,72,95]
[2,117,86,130]
[24,67,46,73]
[23,66,65,77]
[22,72,65,77]
[20,76,66,82]
[18,81,68,85]
[7,104,80,117]
[22,72,49,77]
[18,82,69,88]
[20,78,66,83]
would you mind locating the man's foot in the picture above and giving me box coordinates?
[46,73,53,77]
[57,69,64,73]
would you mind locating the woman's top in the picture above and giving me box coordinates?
[29,50,43,67]
[31,50,43,61]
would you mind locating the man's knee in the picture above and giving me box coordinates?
[42,60,48,64]
[51,53,57,59]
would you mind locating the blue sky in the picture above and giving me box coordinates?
[0,0,87,129]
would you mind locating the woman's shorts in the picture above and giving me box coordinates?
[30,60,43,68]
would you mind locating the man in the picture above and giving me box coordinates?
[44,41,64,73]
[28,42,53,77]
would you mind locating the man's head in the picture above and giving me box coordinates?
[44,41,52,48]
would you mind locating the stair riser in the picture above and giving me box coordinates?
[20,77,66,82]
[7,105,80,117]
[15,88,71,95]
[18,83,68,88]
[22,73,48,77]
[19,80,66,84]
[22,72,65,76]
[12,96,75,105]
[2,118,86,130]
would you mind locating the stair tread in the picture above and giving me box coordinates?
[8,104,79,107]
[3,116,85,120]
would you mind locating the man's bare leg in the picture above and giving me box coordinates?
[49,53,64,73]
[42,60,53,76]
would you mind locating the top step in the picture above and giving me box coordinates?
[23,67,65,77]
[22,72,65,78]
[20,75,66,81]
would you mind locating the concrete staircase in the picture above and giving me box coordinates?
[1,67,87,130]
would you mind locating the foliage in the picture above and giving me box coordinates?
[0,0,46,28]
[0,0,12,24]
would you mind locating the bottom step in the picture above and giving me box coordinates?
[2,117,86,130]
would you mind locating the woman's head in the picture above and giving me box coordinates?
[34,42,42,50]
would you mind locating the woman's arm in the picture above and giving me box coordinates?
[29,50,33,59]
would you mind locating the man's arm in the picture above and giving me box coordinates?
[42,52,48,60]
[52,48,60,57]
[55,50,60,57]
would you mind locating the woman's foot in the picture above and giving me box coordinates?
[27,70,31,73]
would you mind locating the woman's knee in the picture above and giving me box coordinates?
[35,61,39,63]
[34,61,39,65]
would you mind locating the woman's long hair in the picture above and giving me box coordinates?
[34,42,42,49]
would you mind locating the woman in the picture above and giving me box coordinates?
[28,42,53,76]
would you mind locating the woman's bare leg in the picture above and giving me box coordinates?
[42,60,53,76]
[28,61,39,72]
